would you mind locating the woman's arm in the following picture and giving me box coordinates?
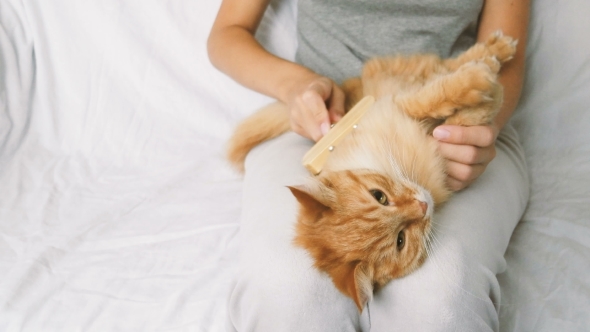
[207,0,344,141]
[433,0,530,191]
[478,0,530,129]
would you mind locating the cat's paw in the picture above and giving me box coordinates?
[453,61,496,107]
[444,81,503,126]
[481,56,502,74]
[443,104,499,126]
[485,31,518,64]
[424,62,495,120]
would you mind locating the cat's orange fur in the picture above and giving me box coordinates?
[227,32,517,311]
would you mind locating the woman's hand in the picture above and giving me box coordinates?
[431,0,529,192]
[285,75,345,141]
[433,124,499,191]
[208,0,346,142]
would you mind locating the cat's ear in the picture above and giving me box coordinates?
[331,261,373,312]
[288,185,331,222]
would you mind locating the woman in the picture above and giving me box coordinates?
[208,0,530,330]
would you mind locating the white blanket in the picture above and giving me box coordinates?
[0,0,588,331]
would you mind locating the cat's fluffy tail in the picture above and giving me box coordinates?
[227,102,291,173]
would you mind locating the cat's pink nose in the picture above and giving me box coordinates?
[419,201,428,216]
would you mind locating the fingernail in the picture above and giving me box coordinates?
[433,127,450,140]
[320,122,330,136]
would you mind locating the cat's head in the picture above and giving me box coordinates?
[289,169,433,312]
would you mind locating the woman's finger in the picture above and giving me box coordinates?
[437,141,496,165]
[446,160,486,184]
[327,84,345,123]
[433,124,497,148]
[290,119,311,140]
[300,91,330,140]
[288,76,343,141]
[446,177,467,192]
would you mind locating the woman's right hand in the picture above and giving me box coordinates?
[285,75,346,142]
[208,0,345,142]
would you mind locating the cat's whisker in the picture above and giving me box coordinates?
[401,145,409,180]
[397,145,413,184]
[424,236,434,258]
[386,142,406,181]
[394,158,405,181]
[425,232,446,271]
[429,219,452,231]
[406,153,414,183]
[425,233,437,258]
[411,152,418,182]
[389,155,404,178]
[384,140,415,189]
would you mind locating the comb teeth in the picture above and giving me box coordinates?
[302,96,376,175]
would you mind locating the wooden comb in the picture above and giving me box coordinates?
[302,96,375,175]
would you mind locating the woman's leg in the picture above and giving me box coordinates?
[226,132,367,332]
[369,124,529,332]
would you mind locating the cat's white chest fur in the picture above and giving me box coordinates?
[323,95,446,206]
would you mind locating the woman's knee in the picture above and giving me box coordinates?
[370,239,502,331]
[227,255,362,331]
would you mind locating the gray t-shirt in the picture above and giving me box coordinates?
[295,0,484,83]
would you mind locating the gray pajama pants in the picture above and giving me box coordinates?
[226,124,529,332]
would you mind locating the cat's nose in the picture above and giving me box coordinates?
[419,201,428,216]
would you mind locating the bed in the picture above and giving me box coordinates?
[0,0,588,331]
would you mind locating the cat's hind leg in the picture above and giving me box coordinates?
[444,31,517,73]
[412,31,516,126]
[362,55,442,80]
[395,61,497,121]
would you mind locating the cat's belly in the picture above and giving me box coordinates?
[324,96,450,205]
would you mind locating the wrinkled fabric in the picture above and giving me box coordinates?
[0,0,296,330]
[0,0,589,331]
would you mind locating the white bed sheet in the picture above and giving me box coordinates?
[0,0,274,330]
[498,1,590,330]
[0,0,588,331]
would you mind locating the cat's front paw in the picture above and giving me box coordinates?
[454,61,496,107]
[481,56,502,74]
[485,31,518,64]
[444,80,503,126]
[424,61,496,120]
[443,103,500,126]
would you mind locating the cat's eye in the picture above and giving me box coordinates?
[397,231,405,250]
[369,189,388,205]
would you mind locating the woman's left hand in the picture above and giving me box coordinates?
[433,124,499,191]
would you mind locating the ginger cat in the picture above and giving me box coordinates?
[227,32,517,311]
